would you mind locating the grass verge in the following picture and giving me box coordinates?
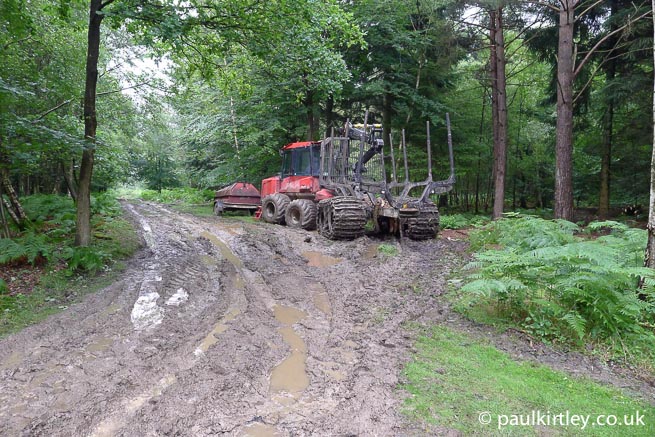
[0,195,141,337]
[402,325,655,436]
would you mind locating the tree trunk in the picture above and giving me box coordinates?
[324,94,334,138]
[599,2,619,220]
[0,183,10,238]
[598,100,614,219]
[554,1,577,221]
[75,0,103,247]
[645,0,655,271]
[491,7,508,220]
[62,161,78,201]
[383,92,392,150]
[0,168,27,226]
[305,89,316,141]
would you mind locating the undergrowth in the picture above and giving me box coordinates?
[0,193,140,336]
[111,186,214,205]
[456,215,655,365]
[440,213,489,230]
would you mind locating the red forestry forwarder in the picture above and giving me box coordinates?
[214,112,455,240]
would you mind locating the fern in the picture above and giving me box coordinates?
[0,232,52,265]
[63,246,109,275]
[461,217,655,353]
[0,238,25,264]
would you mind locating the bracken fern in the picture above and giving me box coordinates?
[461,216,655,358]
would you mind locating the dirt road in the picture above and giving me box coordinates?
[0,201,465,436]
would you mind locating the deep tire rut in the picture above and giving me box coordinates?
[0,200,465,436]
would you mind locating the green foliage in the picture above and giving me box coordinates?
[63,246,109,275]
[91,193,123,217]
[0,194,140,337]
[469,214,579,251]
[460,216,655,359]
[439,214,489,230]
[136,187,214,204]
[0,232,52,265]
[378,243,399,256]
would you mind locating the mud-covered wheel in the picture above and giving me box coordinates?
[405,205,440,240]
[317,197,367,240]
[213,200,224,216]
[285,199,317,230]
[261,193,291,224]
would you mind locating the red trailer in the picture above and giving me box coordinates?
[213,182,261,216]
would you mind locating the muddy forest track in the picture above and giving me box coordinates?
[0,200,467,436]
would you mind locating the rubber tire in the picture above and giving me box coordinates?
[213,201,224,216]
[285,199,317,230]
[261,193,291,224]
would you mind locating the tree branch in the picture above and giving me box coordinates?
[32,99,74,123]
[573,8,651,77]
[575,0,604,21]
[100,0,116,10]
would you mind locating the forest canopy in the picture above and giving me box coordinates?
[1,0,653,241]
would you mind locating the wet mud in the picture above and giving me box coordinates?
[0,200,652,436]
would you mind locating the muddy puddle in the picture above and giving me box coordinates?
[240,422,283,437]
[195,308,241,357]
[363,243,380,260]
[270,305,309,401]
[302,251,342,267]
[85,337,114,354]
[200,231,243,268]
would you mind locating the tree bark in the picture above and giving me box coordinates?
[383,92,392,150]
[554,1,577,221]
[75,0,103,247]
[491,7,508,220]
[62,161,78,201]
[598,98,614,219]
[324,94,334,138]
[645,0,655,271]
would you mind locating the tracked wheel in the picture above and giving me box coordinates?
[261,193,291,224]
[285,199,317,230]
[317,197,367,240]
[404,205,440,240]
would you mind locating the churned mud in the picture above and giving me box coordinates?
[0,201,652,436]
[0,201,463,435]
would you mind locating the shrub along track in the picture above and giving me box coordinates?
[0,200,464,436]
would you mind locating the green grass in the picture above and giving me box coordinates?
[402,325,655,436]
[378,243,399,256]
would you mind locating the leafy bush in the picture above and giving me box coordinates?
[460,216,655,357]
[0,278,8,294]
